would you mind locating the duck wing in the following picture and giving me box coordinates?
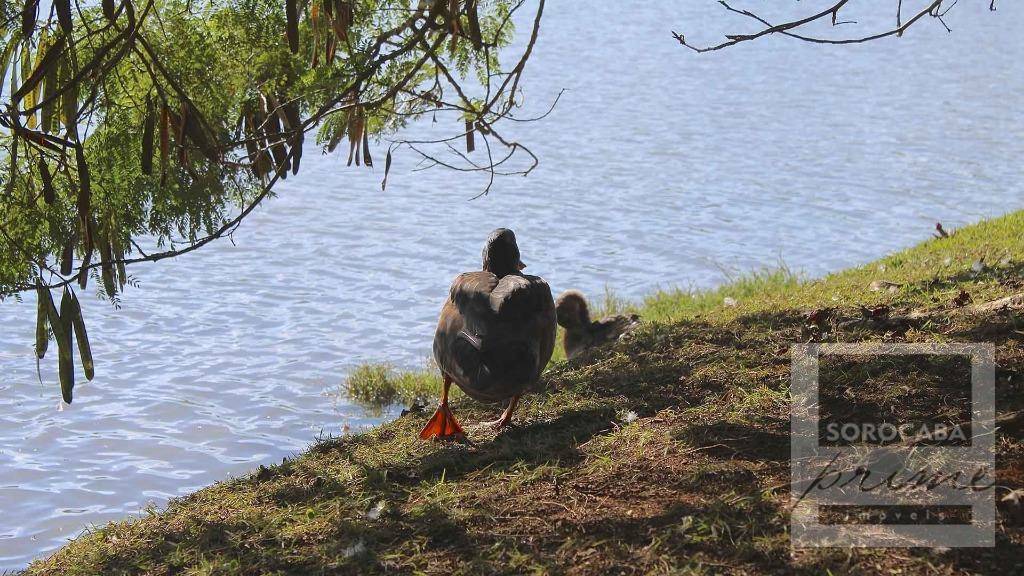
[435,272,556,402]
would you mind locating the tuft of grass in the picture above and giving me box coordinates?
[344,363,448,409]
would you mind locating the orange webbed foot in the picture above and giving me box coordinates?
[419,403,466,440]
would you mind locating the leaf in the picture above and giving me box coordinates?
[35,280,49,360]
[141,97,155,175]
[68,290,94,381]
[286,0,300,54]
[38,158,56,205]
[58,288,75,403]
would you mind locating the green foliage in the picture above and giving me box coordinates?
[1,0,538,398]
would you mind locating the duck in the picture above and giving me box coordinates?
[555,290,640,360]
[420,228,557,440]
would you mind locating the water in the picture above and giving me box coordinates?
[2,0,1023,568]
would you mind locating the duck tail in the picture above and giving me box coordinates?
[453,331,537,392]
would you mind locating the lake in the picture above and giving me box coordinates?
[1,0,1022,568]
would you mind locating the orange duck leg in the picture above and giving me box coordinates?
[420,375,466,440]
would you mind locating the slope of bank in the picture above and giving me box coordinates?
[25,212,1024,575]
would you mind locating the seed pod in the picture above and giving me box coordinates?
[111,232,126,290]
[279,99,303,175]
[67,289,94,381]
[99,230,116,298]
[35,280,49,360]
[40,47,59,133]
[38,158,56,204]
[286,0,299,54]
[361,129,372,167]
[22,0,38,40]
[141,97,155,175]
[56,0,74,36]
[261,96,289,177]
[77,215,93,290]
[60,57,77,131]
[465,119,475,153]
[467,0,483,50]
[60,233,74,275]
[103,0,116,22]
[332,0,352,43]
[14,35,65,107]
[159,103,170,170]
[57,288,75,403]
[74,145,91,247]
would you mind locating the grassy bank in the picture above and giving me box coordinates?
[26,213,1024,575]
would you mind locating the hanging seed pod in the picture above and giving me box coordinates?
[14,35,66,107]
[40,47,59,134]
[68,290,94,381]
[159,103,170,170]
[99,230,116,298]
[141,97,155,175]
[77,215,93,290]
[261,95,290,177]
[39,158,56,204]
[346,110,362,166]
[60,233,74,275]
[57,288,75,403]
[175,102,188,165]
[326,118,347,153]
[467,0,483,50]
[465,119,475,153]
[180,104,219,163]
[102,0,116,22]
[332,0,352,43]
[111,232,126,290]
[381,148,392,191]
[35,280,49,360]
[286,0,299,54]
[22,0,38,40]
[60,58,77,134]
[56,0,74,36]
[278,98,303,175]
[74,146,92,255]
[249,102,274,177]
[361,129,372,167]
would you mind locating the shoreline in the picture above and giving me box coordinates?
[23,211,1024,575]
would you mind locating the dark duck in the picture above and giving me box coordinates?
[555,290,640,360]
[420,229,557,440]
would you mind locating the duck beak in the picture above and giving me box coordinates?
[517,260,527,271]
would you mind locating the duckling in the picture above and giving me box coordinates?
[420,229,556,440]
[555,290,640,360]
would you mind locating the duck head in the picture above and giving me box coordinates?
[482,228,526,278]
[555,290,591,329]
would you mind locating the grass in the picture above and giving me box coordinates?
[23,212,1024,575]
